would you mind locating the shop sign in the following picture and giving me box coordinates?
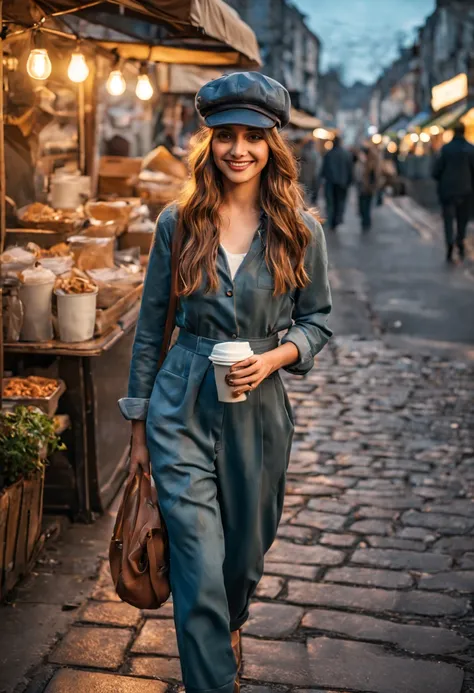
[431,73,468,112]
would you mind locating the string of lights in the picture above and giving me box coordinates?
[3,15,156,100]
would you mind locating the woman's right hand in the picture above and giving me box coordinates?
[129,421,151,481]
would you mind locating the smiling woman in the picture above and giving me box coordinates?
[119,71,332,693]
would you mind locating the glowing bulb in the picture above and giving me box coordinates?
[368,125,377,135]
[314,128,329,139]
[68,50,89,83]
[420,132,431,143]
[387,141,398,153]
[136,73,153,101]
[324,140,334,151]
[372,134,382,144]
[27,48,52,80]
[106,69,126,96]
[429,125,441,135]
[410,133,419,143]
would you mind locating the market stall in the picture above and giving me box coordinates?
[0,0,261,524]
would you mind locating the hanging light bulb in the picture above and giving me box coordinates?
[136,73,153,101]
[68,49,89,83]
[27,48,52,80]
[106,69,126,96]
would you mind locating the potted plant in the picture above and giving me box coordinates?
[0,406,64,599]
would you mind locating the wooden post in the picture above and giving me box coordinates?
[78,81,86,174]
[0,0,5,407]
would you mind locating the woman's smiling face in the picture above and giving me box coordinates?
[211,124,270,184]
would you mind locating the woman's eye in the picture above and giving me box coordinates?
[248,134,263,141]
[217,132,231,141]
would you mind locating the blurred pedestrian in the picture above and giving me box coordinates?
[299,135,322,205]
[354,144,381,231]
[432,122,474,262]
[321,135,353,230]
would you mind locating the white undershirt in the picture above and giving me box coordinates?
[222,246,247,280]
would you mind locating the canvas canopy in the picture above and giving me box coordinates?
[157,64,221,93]
[289,108,321,130]
[2,0,261,67]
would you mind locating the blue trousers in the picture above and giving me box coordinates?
[358,193,373,230]
[146,330,294,693]
[325,181,347,229]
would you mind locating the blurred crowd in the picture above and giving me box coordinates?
[294,122,474,264]
[295,134,399,233]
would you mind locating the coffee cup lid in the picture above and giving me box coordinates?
[209,341,253,364]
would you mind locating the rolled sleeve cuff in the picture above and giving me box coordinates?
[281,327,315,375]
[118,397,150,421]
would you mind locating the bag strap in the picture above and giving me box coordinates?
[157,216,182,369]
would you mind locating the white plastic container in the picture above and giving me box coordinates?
[55,288,98,343]
[209,341,254,403]
[19,267,56,342]
[19,281,55,342]
[50,174,91,209]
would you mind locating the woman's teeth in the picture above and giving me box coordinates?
[226,161,253,170]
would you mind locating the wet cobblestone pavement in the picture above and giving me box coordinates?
[3,335,474,693]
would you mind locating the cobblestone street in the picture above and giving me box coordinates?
[1,199,474,693]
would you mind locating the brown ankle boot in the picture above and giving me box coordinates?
[231,628,242,693]
[231,629,242,672]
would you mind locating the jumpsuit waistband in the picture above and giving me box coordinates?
[177,330,279,356]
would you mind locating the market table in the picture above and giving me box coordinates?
[4,304,139,522]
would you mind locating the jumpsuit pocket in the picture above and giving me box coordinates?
[261,375,294,493]
[275,373,295,429]
[160,344,195,381]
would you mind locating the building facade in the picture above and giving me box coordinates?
[417,0,474,114]
[225,0,321,115]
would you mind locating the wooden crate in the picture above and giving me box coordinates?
[94,283,143,336]
[0,471,45,601]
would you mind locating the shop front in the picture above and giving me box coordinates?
[397,68,474,207]
[0,0,260,545]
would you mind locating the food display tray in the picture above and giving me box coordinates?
[2,379,66,416]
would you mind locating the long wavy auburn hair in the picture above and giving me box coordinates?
[175,125,316,296]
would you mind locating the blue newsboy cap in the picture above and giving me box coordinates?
[196,72,291,129]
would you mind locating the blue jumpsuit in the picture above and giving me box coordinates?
[119,205,332,693]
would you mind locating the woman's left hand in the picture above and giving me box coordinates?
[226,353,276,398]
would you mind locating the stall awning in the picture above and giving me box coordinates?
[158,64,221,93]
[380,114,410,135]
[406,111,432,132]
[3,0,261,67]
[426,102,469,130]
[289,108,321,130]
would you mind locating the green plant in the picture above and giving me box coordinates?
[0,407,65,490]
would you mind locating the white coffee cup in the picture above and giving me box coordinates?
[209,341,254,403]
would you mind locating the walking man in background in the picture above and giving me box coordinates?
[432,122,474,262]
[299,135,322,206]
[321,135,353,230]
[354,144,381,231]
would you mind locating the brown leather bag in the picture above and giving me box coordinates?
[109,468,170,608]
[109,216,182,609]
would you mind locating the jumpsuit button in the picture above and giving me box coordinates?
[226,290,233,297]
[231,333,237,339]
